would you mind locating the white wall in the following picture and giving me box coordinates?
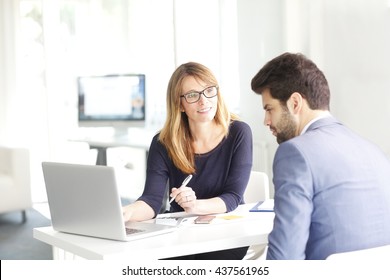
[237,0,390,197]
[237,0,285,196]
[322,1,390,156]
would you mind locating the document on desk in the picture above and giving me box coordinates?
[155,214,245,226]
[155,213,199,226]
[155,216,189,226]
[250,199,274,212]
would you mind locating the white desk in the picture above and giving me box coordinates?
[33,203,274,260]
[73,128,157,165]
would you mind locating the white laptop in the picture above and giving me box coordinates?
[41,162,175,242]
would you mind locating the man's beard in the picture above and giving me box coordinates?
[274,108,297,144]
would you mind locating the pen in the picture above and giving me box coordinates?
[169,174,193,203]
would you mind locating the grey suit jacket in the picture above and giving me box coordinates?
[267,116,390,259]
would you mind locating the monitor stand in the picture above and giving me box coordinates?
[113,127,130,138]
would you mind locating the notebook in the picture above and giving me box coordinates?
[249,199,274,212]
[41,162,176,242]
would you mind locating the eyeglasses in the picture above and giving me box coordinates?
[180,86,218,104]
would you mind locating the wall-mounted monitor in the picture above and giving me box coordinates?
[77,74,146,136]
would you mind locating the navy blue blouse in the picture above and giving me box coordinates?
[137,120,253,216]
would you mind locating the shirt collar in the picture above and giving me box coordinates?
[300,111,331,135]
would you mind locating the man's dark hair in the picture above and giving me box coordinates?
[251,52,330,110]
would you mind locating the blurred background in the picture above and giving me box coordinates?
[1,0,390,203]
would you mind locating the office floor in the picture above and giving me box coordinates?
[0,205,52,260]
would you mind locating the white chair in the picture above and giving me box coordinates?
[243,170,270,260]
[326,244,390,260]
[0,146,32,222]
[106,146,146,201]
[244,171,270,204]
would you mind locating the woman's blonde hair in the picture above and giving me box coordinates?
[159,62,239,174]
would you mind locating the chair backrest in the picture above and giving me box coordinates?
[243,171,271,260]
[244,171,270,203]
[0,146,32,213]
[326,244,390,260]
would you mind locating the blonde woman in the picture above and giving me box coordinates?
[123,62,253,259]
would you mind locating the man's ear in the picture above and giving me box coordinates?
[287,92,304,114]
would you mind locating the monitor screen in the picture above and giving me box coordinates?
[77,74,146,131]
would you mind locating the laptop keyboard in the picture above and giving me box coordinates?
[125,228,146,235]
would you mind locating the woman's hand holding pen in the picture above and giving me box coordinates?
[169,174,197,212]
[170,186,197,212]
